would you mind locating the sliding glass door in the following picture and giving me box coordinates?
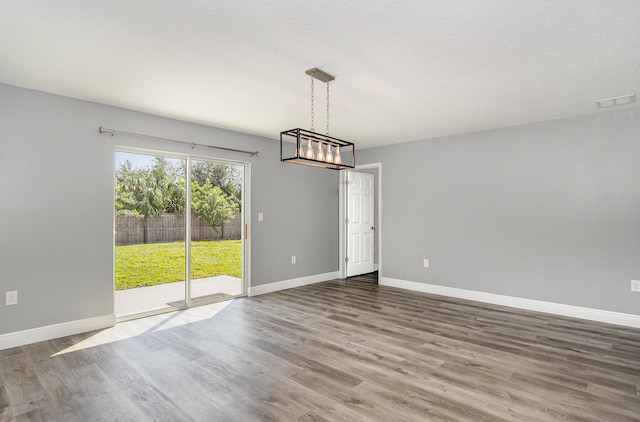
[188,159,244,306]
[114,150,246,319]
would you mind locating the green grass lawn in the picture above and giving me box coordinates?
[115,240,242,290]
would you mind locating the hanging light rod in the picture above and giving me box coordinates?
[98,126,259,157]
[305,67,335,83]
[280,67,355,170]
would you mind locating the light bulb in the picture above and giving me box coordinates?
[326,145,334,163]
[305,139,314,159]
[297,142,304,158]
[317,142,325,161]
[334,147,342,165]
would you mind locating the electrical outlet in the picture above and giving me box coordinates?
[291,255,296,264]
[632,280,640,292]
[423,259,429,268]
[6,291,17,306]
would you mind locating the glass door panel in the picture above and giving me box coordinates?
[189,160,244,305]
[114,151,187,318]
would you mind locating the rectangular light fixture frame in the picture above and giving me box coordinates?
[280,128,355,170]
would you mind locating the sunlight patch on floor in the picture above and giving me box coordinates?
[51,299,234,356]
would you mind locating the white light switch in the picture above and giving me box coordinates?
[6,291,17,306]
[632,280,640,292]
[258,212,264,222]
[423,259,429,268]
[291,256,296,264]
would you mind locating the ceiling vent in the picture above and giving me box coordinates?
[595,94,636,109]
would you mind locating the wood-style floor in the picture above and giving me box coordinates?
[1,274,639,421]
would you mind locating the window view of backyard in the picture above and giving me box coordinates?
[114,151,244,317]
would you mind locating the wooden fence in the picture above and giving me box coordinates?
[115,213,241,245]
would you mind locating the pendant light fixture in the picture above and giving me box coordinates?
[280,68,355,170]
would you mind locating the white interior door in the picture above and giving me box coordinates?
[347,171,375,277]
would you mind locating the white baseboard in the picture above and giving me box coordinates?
[380,277,640,329]
[248,271,339,297]
[0,314,115,351]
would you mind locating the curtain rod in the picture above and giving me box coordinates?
[98,126,259,157]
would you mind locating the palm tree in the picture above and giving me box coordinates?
[116,158,185,243]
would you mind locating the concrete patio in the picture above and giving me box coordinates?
[115,275,242,317]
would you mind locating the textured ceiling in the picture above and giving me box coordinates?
[1,1,639,148]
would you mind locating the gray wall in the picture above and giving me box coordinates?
[0,83,339,335]
[358,107,640,315]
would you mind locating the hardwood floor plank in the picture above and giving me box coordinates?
[97,357,188,421]
[296,412,332,422]
[251,338,363,388]
[20,341,86,420]
[0,352,47,418]
[509,372,639,422]
[289,370,411,422]
[0,383,11,421]
[112,340,227,421]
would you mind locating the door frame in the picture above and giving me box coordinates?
[339,162,382,281]
[113,146,251,321]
